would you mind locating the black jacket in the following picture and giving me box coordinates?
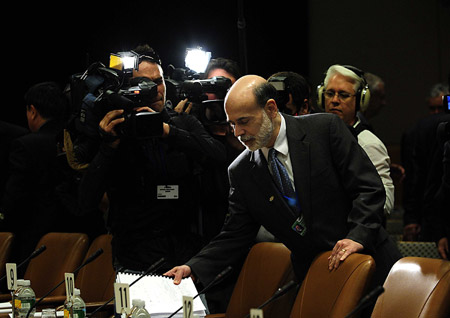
[78,108,227,271]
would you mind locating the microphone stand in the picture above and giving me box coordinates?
[167,266,233,318]
[25,248,104,318]
[0,245,47,284]
[344,285,384,318]
[243,280,299,318]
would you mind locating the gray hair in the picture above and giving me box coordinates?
[429,83,449,98]
[324,64,364,93]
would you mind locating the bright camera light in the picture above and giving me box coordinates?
[185,48,211,73]
[121,55,137,70]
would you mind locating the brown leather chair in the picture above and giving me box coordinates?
[371,256,450,318]
[75,234,115,303]
[289,251,375,318]
[0,232,14,280]
[24,232,89,299]
[207,242,297,318]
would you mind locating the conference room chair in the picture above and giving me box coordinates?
[371,256,450,318]
[75,234,115,303]
[289,251,376,318]
[24,232,89,302]
[396,241,441,258]
[207,242,297,318]
[0,232,14,279]
[0,232,14,299]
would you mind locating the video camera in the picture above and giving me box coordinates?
[69,50,163,142]
[166,69,232,126]
[161,47,232,126]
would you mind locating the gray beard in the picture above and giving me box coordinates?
[242,110,274,151]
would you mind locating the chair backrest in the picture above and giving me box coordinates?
[0,232,14,279]
[289,251,375,318]
[24,232,89,298]
[75,234,115,303]
[396,241,441,258]
[371,256,450,318]
[224,242,297,318]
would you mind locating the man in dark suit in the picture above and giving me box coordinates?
[0,82,67,274]
[165,75,401,298]
[0,121,28,199]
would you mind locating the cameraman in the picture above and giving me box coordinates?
[78,44,227,273]
[173,57,244,313]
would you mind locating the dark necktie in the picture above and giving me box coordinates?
[268,148,298,211]
[269,148,306,235]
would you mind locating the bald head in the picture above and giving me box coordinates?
[225,75,267,108]
[224,75,281,151]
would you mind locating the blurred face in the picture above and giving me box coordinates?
[285,94,309,115]
[428,94,445,114]
[365,82,386,118]
[324,74,357,126]
[226,99,274,151]
[133,61,166,112]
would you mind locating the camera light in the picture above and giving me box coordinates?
[185,48,211,74]
[109,51,139,72]
[122,55,137,70]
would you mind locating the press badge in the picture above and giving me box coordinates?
[157,185,179,199]
[292,215,307,236]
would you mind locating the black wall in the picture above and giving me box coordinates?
[2,1,308,127]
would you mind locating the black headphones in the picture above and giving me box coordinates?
[316,65,370,112]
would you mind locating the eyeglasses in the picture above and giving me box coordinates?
[323,90,356,101]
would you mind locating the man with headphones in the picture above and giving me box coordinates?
[318,64,395,216]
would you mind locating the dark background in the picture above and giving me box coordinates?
[2,0,450,156]
[2,1,309,127]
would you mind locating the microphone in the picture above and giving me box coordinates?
[79,248,104,267]
[27,245,47,262]
[0,245,47,283]
[243,280,299,318]
[87,257,166,317]
[26,248,104,318]
[167,266,233,318]
[344,285,384,318]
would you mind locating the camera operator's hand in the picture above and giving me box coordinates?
[135,106,171,137]
[99,109,125,148]
[174,98,193,114]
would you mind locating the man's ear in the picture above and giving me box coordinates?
[299,98,309,115]
[264,99,278,118]
[27,105,38,119]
